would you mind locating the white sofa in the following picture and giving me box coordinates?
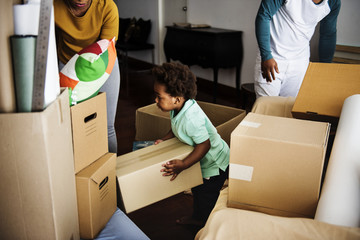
[195,95,360,240]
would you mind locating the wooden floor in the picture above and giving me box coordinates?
[114,58,252,240]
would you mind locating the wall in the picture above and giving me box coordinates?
[187,0,259,86]
[115,0,360,87]
[115,0,160,63]
[336,0,360,47]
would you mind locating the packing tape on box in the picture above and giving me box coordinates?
[240,120,261,128]
[315,94,360,227]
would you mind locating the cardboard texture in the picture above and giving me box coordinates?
[228,113,330,218]
[292,62,360,127]
[71,92,108,173]
[0,90,80,240]
[0,0,17,113]
[76,153,117,239]
[116,138,203,213]
[135,101,246,145]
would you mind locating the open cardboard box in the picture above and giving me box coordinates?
[292,62,360,129]
[0,90,80,239]
[116,138,203,213]
[135,101,246,145]
[228,113,330,218]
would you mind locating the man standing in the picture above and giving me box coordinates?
[254,0,341,98]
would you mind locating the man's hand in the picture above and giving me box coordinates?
[261,58,279,82]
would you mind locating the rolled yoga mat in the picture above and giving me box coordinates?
[10,35,36,112]
[315,94,360,227]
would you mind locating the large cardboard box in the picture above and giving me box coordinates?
[292,62,360,128]
[116,138,203,213]
[71,92,108,173]
[76,152,117,239]
[228,113,330,218]
[0,90,80,240]
[135,101,246,145]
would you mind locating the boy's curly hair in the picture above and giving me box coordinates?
[152,62,197,100]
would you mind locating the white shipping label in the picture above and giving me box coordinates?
[240,120,261,128]
[229,163,254,182]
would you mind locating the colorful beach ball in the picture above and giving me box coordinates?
[60,37,116,105]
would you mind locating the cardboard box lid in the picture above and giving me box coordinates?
[292,62,360,120]
[76,152,116,180]
[232,112,330,147]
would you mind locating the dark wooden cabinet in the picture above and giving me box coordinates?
[164,26,243,102]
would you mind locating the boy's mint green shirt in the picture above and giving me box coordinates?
[170,99,229,178]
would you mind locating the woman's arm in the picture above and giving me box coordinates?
[100,0,119,41]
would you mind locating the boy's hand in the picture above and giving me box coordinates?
[154,139,163,145]
[161,159,186,181]
[261,58,279,82]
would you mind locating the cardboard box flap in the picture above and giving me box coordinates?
[137,103,169,118]
[197,101,243,127]
[92,156,116,185]
[234,113,330,147]
[216,113,247,145]
[135,101,246,145]
[227,200,311,218]
[292,63,360,118]
[77,153,116,183]
[43,87,69,124]
[117,138,193,176]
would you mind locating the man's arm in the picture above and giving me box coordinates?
[255,0,285,61]
[318,0,341,63]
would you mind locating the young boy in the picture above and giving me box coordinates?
[152,62,229,227]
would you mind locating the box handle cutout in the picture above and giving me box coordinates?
[84,112,97,123]
[306,111,318,115]
[99,176,108,190]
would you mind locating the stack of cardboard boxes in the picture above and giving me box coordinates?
[70,92,117,239]
[227,62,360,218]
[0,90,80,239]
